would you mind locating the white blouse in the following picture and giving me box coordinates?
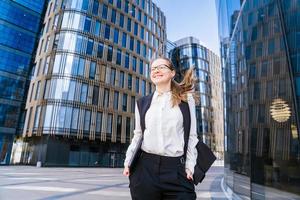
[124,90,198,174]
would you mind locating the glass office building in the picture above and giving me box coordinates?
[169,37,224,159]
[19,0,166,167]
[216,0,300,198]
[0,0,46,165]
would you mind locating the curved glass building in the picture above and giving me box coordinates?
[0,0,46,165]
[20,0,166,167]
[169,37,224,159]
[216,0,300,198]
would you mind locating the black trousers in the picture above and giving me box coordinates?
[129,151,196,200]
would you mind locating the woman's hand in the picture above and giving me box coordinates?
[185,168,193,180]
[123,166,130,176]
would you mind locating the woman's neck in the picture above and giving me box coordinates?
[156,84,171,94]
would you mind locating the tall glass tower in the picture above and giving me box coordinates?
[169,37,224,159]
[20,0,166,167]
[0,0,46,165]
[216,0,300,198]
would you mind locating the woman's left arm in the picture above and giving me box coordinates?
[185,93,199,175]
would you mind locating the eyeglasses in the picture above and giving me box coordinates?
[150,64,172,72]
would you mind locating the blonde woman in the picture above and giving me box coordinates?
[123,57,198,200]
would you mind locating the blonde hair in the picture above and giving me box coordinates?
[150,57,200,107]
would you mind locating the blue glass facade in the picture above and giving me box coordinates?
[19,0,166,167]
[169,37,224,159]
[217,0,300,198]
[0,0,46,165]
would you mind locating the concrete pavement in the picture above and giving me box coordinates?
[0,165,227,200]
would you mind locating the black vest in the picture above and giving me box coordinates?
[136,92,191,156]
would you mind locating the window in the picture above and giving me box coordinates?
[144,14,147,26]
[258,104,265,123]
[125,53,129,68]
[95,20,101,35]
[131,96,135,113]
[111,9,116,23]
[142,80,146,96]
[119,13,124,27]
[106,113,113,135]
[34,106,41,128]
[116,49,122,65]
[90,61,96,79]
[266,81,273,97]
[43,56,50,74]
[138,9,142,21]
[86,39,94,55]
[64,107,72,129]
[114,28,119,44]
[84,17,91,32]
[127,18,131,32]
[68,80,76,101]
[110,67,116,85]
[125,0,129,13]
[261,61,268,77]
[78,57,85,76]
[84,110,91,131]
[126,117,130,142]
[71,108,79,130]
[253,83,260,100]
[92,0,99,15]
[131,5,135,17]
[80,83,88,103]
[92,86,99,105]
[35,81,40,100]
[105,24,110,39]
[268,38,275,55]
[273,58,280,74]
[132,56,137,71]
[139,60,143,75]
[96,112,102,134]
[103,88,110,107]
[114,91,119,110]
[134,22,138,35]
[128,74,132,90]
[97,42,104,58]
[117,0,121,9]
[123,93,128,111]
[130,36,134,51]
[249,64,256,79]
[102,4,108,19]
[119,71,125,88]
[82,0,89,11]
[107,45,113,61]
[44,105,53,128]
[140,27,144,40]
[116,115,122,141]
[122,32,127,48]
[137,40,141,54]
[135,77,139,93]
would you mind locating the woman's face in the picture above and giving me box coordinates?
[150,58,175,86]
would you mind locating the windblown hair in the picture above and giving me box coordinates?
[150,57,200,107]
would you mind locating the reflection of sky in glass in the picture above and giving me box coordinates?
[215,0,240,39]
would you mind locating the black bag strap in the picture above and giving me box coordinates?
[178,101,191,161]
[136,92,155,134]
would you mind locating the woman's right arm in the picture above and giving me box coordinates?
[123,101,142,168]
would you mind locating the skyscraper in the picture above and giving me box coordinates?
[0,0,46,165]
[19,0,166,167]
[169,37,224,159]
[216,0,300,198]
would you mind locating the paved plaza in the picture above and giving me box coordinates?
[0,162,227,200]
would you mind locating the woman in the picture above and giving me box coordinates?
[123,57,199,200]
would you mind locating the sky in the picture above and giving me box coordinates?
[152,0,220,55]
